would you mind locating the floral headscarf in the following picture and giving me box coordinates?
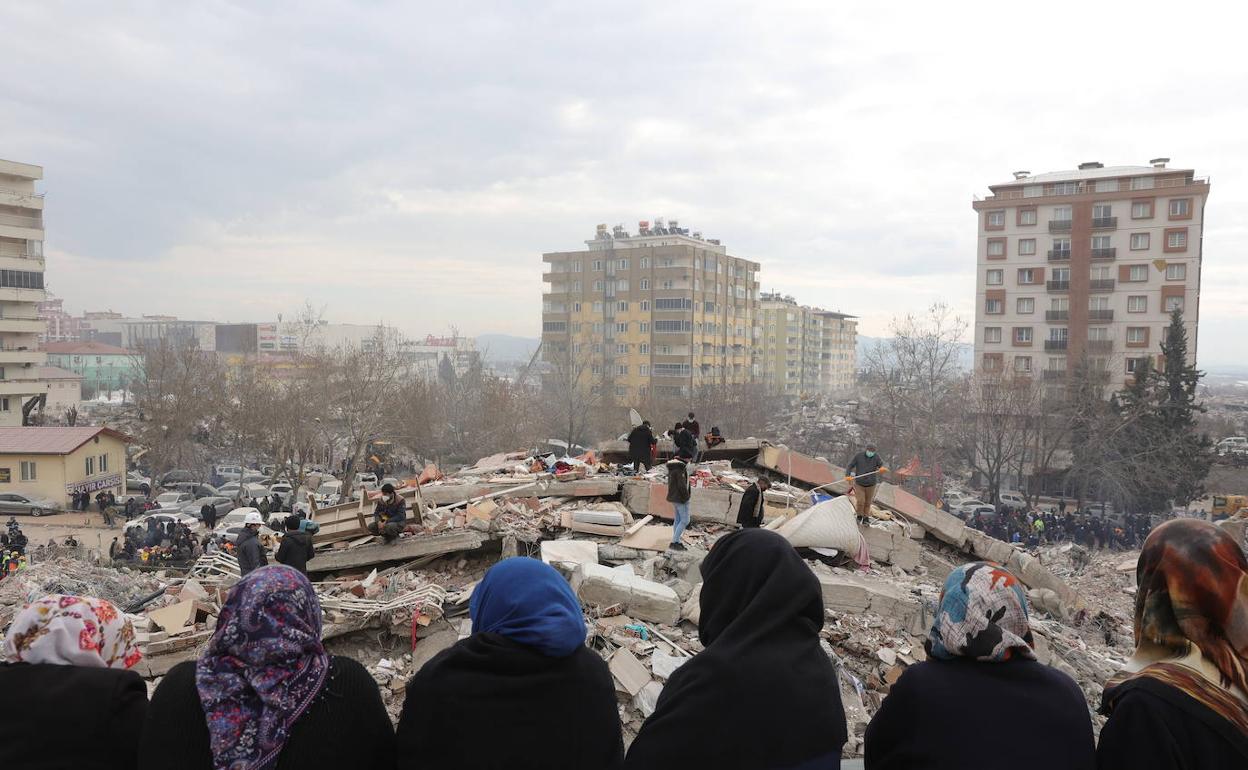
[2,594,142,669]
[928,562,1036,663]
[196,565,329,770]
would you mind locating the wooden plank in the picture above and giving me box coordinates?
[623,515,654,537]
[308,531,484,573]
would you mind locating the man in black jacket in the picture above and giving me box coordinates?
[369,483,406,543]
[626,420,657,471]
[672,423,697,458]
[236,510,268,576]
[276,515,315,575]
[846,444,888,520]
[736,477,771,528]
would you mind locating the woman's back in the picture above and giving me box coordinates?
[0,662,146,770]
[865,658,1094,770]
[138,656,394,770]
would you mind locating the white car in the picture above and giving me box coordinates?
[125,511,200,535]
[153,491,195,510]
[212,507,276,544]
[997,491,1028,511]
[957,499,995,517]
[313,480,343,507]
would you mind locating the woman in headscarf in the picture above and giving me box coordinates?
[0,594,147,770]
[864,561,1094,769]
[1098,519,1248,768]
[138,565,394,770]
[395,556,622,769]
[625,528,846,769]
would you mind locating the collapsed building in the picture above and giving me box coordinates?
[0,437,1169,757]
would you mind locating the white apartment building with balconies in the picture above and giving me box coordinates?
[0,159,48,425]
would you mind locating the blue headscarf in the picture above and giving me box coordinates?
[469,557,586,658]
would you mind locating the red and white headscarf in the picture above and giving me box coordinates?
[2,594,142,669]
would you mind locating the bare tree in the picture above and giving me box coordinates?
[861,303,967,481]
[129,339,225,476]
[953,372,1037,503]
[541,342,607,452]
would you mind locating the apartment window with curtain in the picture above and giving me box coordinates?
[984,327,1002,343]
[1166,263,1187,280]
[1128,296,1147,313]
[1018,239,1036,256]
[1016,297,1035,314]
[1131,200,1153,218]
[1130,233,1150,250]
[986,269,1003,285]
[1128,265,1148,281]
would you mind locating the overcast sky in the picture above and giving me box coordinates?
[3,1,1245,365]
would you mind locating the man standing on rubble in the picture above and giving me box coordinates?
[667,449,693,550]
[736,476,771,528]
[626,420,657,471]
[672,422,697,460]
[370,482,406,543]
[235,510,268,576]
[846,444,887,520]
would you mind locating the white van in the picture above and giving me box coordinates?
[998,491,1028,511]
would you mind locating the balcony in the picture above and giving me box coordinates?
[1048,220,1073,233]
[1091,217,1118,230]
[1091,247,1117,260]
[0,349,46,365]
[1042,369,1068,381]
[1088,309,1114,322]
[0,212,42,230]
[0,318,44,334]
[1045,309,1069,321]
[1046,280,1070,292]
[1044,339,1069,351]
[1047,250,1070,261]
[1086,339,1114,353]
[1089,279,1116,292]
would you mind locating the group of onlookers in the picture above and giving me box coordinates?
[0,520,1244,768]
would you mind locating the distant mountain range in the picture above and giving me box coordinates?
[476,334,540,363]
[857,335,976,370]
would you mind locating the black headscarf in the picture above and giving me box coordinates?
[625,529,846,769]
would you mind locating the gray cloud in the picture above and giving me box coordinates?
[1,1,1245,365]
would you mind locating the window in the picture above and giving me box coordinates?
[616,365,628,376]
[99,454,108,472]
[1088,327,1108,341]
[1128,295,1148,313]
[1166,263,1187,280]
[1126,357,1147,374]
[542,321,566,332]
[1053,206,1072,221]
[1090,296,1109,311]
[617,259,629,270]
[986,269,1003,285]
[592,322,603,333]
[616,280,629,291]
[984,327,1002,343]
[615,343,628,354]
[639,279,650,290]
[614,386,627,398]
[1127,327,1147,344]
[1017,268,1037,284]
[0,397,8,412]
[1014,356,1032,373]
[1050,327,1069,341]
[1131,200,1153,219]
[1168,198,1191,218]
[1048,357,1067,372]
[1127,265,1148,281]
[615,322,628,333]
[983,354,1003,372]
[591,260,603,271]
[640,300,650,311]
[1166,229,1187,250]
[639,322,649,332]
[639,364,649,376]
[1130,233,1150,250]
[660,280,673,290]
[592,301,603,312]
[986,210,1005,228]
[1130,176,1155,190]
[1052,182,1078,195]
[654,297,692,310]
[571,280,581,291]
[1023,185,1043,198]
[1095,179,1119,193]
[658,345,671,355]
[1016,297,1035,314]
[1018,239,1036,256]
[571,302,581,312]
[1052,267,1070,282]
[591,365,602,376]
[1050,297,1069,311]
[593,280,604,291]
[1165,295,1185,312]
[1014,327,1033,343]
[653,320,691,333]
[985,298,1004,314]
[617,301,628,311]
[1092,235,1112,250]
[986,239,1006,258]
[1093,203,1113,219]
[572,261,582,272]
[1018,208,1038,226]
[1091,265,1111,280]
[0,270,45,290]
[85,456,95,476]
[19,461,35,481]
[639,343,649,354]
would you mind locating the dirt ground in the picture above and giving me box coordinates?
[8,511,122,556]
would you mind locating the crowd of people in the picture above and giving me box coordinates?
[0,520,1243,768]
[968,507,1157,551]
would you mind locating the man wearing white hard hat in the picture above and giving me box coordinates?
[236,509,268,576]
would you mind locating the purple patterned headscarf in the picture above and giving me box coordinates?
[196,565,330,770]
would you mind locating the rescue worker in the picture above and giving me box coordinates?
[235,510,268,576]
[845,444,888,520]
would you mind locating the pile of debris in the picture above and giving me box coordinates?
[0,553,165,629]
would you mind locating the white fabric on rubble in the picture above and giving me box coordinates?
[776,497,870,566]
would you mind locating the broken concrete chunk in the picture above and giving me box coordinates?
[571,563,681,625]
[817,571,925,636]
[608,647,652,697]
[650,651,689,681]
[633,680,664,717]
[539,540,599,568]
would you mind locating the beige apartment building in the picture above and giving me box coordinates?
[0,159,48,426]
[972,159,1208,388]
[759,292,857,396]
[541,221,761,403]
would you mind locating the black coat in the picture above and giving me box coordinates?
[0,662,147,770]
[137,657,394,770]
[396,633,622,769]
[235,526,267,575]
[865,658,1095,770]
[1097,676,1248,769]
[666,459,690,504]
[373,495,406,526]
[276,530,316,575]
[846,451,884,486]
[674,428,697,454]
[626,424,656,459]
[736,483,766,527]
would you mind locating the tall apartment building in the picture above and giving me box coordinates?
[759,292,857,396]
[972,159,1208,389]
[0,159,49,426]
[541,221,761,403]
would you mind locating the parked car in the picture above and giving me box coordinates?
[354,473,379,491]
[178,496,237,520]
[0,493,58,517]
[217,482,270,500]
[267,482,295,506]
[378,477,402,490]
[124,511,200,535]
[153,492,195,511]
[313,480,343,507]
[126,471,152,495]
[163,482,220,499]
[1216,436,1248,455]
[213,465,243,483]
[942,491,973,510]
[212,508,276,544]
[997,491,1028,511]
[957,499,995,517]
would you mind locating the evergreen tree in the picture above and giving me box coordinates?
[1158,308,1212,506]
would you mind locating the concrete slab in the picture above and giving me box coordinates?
[816,571,926,635]
[309,531,483,573]
[571,562,681,625]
